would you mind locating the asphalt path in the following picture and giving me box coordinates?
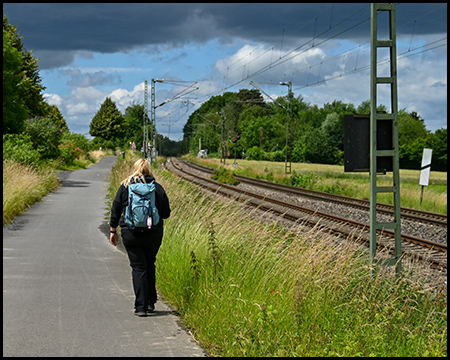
[3,156,206,357]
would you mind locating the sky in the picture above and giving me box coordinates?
[3,3,447,141]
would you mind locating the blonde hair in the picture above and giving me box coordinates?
[122,159,154,187]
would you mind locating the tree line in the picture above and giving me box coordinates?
[182,89,447,171]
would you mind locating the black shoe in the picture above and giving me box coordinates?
[134,310,147,317]
[148,303,155,313]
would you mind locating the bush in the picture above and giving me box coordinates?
[290,171,320,188]
[211,167,240,185]
[61,132,91,152]
[262,150,285,162]
[246,146,263,160]
[24,116,64,159]
[57,132,91,165]
[90,137,116,152]
[3,133,41,166]
[58,142,83,165]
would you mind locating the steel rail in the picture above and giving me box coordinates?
[168,159,446,269]
[183,160,447,227]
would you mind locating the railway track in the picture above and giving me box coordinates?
[183,160,447,228]
[166,159,446,270]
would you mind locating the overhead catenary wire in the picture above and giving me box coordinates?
[155,3,446,138]
[195,3,445,103]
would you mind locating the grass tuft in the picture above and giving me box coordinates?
[152,165,447,357]
[3,160,60,225]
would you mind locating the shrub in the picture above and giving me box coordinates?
[290,171,320,188]
[3,133,41,166]
[24,116,64,159]
[246,146,263,160]
[61,132,91,153]
[211,167,240,185]
[262,150,285,162]
[58,142,83,165]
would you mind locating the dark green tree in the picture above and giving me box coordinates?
[41,102,69,132]
[3,25,28,133]
[3,15,46,119]
[124,102,145,148]
[89,97,126,143]
[427,128,447,171]
[398,109,429,145]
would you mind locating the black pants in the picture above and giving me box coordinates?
[121,228,163,312]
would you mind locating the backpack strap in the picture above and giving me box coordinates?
[128,190,134,227]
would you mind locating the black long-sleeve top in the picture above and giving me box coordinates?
[109,174,171,233]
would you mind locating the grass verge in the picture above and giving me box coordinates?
[152,167,447,357]
[3,150,114,225]
[3,160,60,225]
[105,152,446,356]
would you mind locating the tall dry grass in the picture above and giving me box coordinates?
[104,152,446,356]
[3,160,60,224]
[152,167,447,357]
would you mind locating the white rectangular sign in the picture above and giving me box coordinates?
[419,148,432,186]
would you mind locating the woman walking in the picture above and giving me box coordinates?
[109,159,171,316]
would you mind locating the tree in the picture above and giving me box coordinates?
[124,102,145,148]
[321,112,344,164]
[356,99,387,114]
[398,109,429,145]
[3,15,46,118]
[41,102,69,131]
[424,128,447,171]
[89,97,126,142]
[3,26,28,133]
[241,113,284,151]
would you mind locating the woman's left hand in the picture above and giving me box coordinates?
[110,233,118,246]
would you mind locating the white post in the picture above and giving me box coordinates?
[419,148,432,205]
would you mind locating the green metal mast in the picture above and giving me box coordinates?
[143,80,150,160]
[151,79,156,163]
[370,3,402,274]
[284,81,293,175]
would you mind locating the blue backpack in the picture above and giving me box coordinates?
[124,180,160,232]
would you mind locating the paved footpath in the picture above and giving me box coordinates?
[3,156,207,357]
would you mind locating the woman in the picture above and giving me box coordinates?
[109,159,171,317]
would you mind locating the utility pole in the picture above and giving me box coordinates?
[219,110,226,165]
[151,79,158,163]
[280,81,292,174]
[143,80,150,160]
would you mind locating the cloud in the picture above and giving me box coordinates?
[110,83,145,110]
[33,50,94,70]
[4,3,446,70]
[44,93,63,107]
[59,68,121,87]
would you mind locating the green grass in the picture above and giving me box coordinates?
[152,167,447,356]
[107,152,446,356]
[185,155,447,214]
